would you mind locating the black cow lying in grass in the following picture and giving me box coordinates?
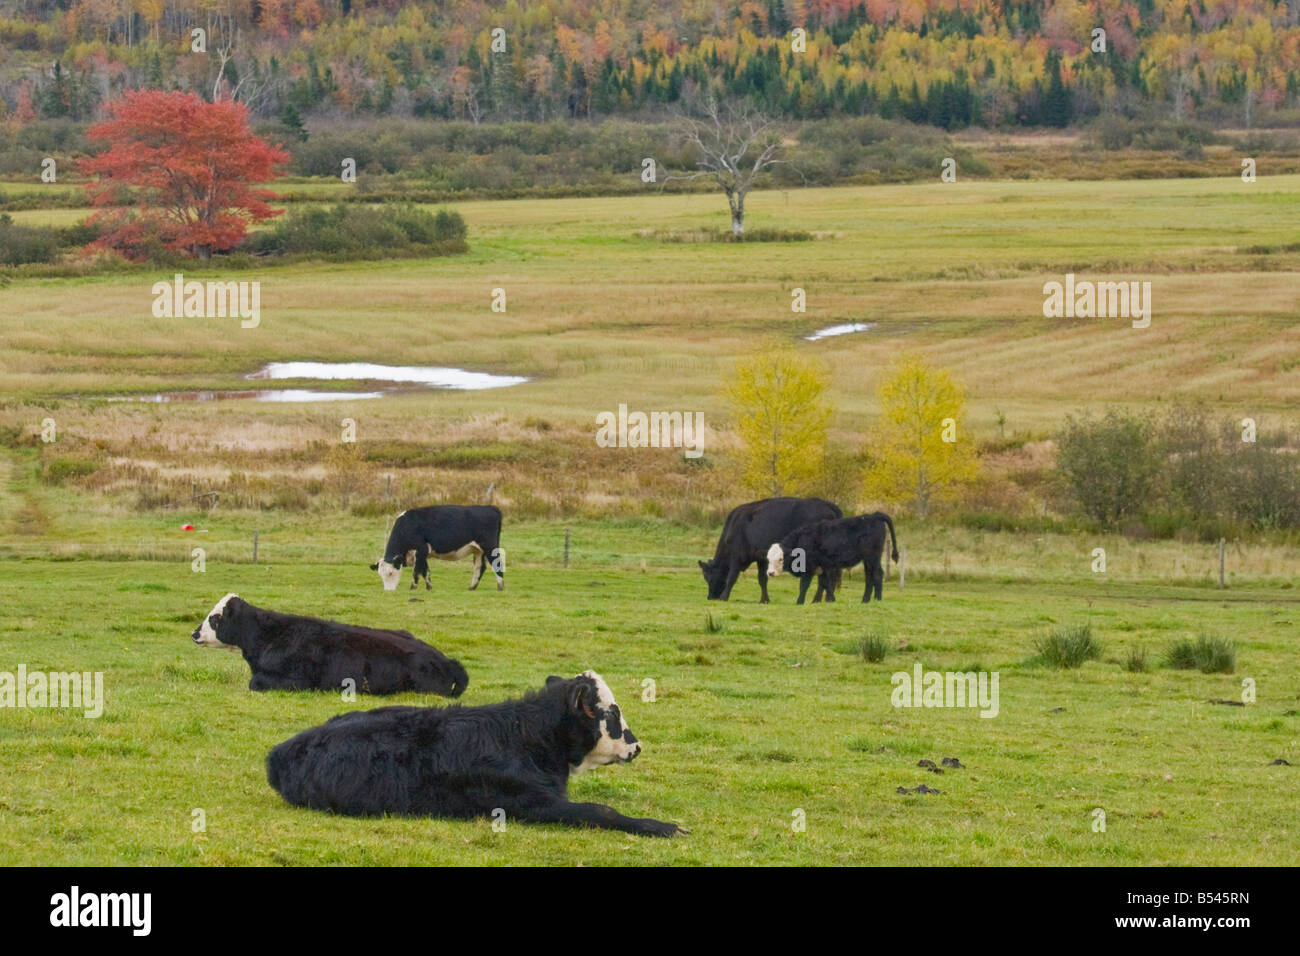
[766,512,900,604]
[192,594,467,696]
[266,670,685,837]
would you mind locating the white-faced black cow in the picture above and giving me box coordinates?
[266,670,685,837]
[371,505,504,592]
[699,496,843,602]
[766,512,899,604]
[192,593,467,696]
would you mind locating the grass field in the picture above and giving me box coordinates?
[1,527,1297,865]
[1,175,1298,865]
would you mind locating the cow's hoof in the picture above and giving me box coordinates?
[496,582,505,591]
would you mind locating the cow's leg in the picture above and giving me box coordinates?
[719,564,742,601]
[757,557,770,604]
[872,555,884,601]
[796,573,814,605]
[468,545,484,590]
[516,799,682,837]
[490,542,504,591]
[861,558,877,602]
[413,551,431,591]
[812,571,827,602]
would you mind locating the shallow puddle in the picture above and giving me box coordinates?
[805,322,876,341]
[248,361,529,390]
[99,360,528,403]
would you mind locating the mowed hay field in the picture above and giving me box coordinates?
[1,176,1299,865]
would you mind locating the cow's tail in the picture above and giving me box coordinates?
[878,512,899,563]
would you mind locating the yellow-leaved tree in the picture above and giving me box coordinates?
[863,354,979,516]
[724,346,832,497]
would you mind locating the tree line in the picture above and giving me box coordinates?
[4,0,1300,130]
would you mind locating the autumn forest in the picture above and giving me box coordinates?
[3,1,1300,130]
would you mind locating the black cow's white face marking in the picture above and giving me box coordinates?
[375,559,402,591]
[192,593,239,649]
[572,670,641,774]
[766,542,785,576]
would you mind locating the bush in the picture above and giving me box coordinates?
[247,203,467,258]
[1034,623,1102,668]
[1092,115,1137,150]
[1164,634,1236,674]
[0,213,62,265]
[1055,409,1160,525]
[1123,645,1148,673]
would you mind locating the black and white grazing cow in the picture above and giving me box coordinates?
[192,593,468,696]
[699,496,843,602]
[766,512,900,604]
[371,505,504,592]
[266,670,685,837]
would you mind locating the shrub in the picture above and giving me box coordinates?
[246,203,467,258]
[1123,645,1148,673]
[1055,409,1159,525]
[1034,623,1102,668]
[0,213,62,265]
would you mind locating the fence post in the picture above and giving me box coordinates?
[899,548,905,590]
[253,532,259,565]
[1218,538,1226,589]
[564,527,570,569]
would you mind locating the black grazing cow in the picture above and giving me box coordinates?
[699,496,843,602]
[371,505,504,592]
[766,512,900,604]
[191,593,467,696]
[266,670,685,837]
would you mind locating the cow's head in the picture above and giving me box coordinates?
[766,542,786,576]
[192,593,241,650]
[547,670,640,774]
[370,558,402,591]
[698,559,726,600]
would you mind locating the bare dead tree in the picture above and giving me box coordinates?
[213,43,234,101]
[669,98,784,236]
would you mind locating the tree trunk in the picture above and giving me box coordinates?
[726,188,745,236]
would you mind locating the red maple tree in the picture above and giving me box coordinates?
[81,90,288,261]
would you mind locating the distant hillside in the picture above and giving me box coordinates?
[2,1,1300,129]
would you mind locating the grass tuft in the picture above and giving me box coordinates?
[859,632,889,663]
[1034,623,1102,668]
[1165,634,1236,673]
